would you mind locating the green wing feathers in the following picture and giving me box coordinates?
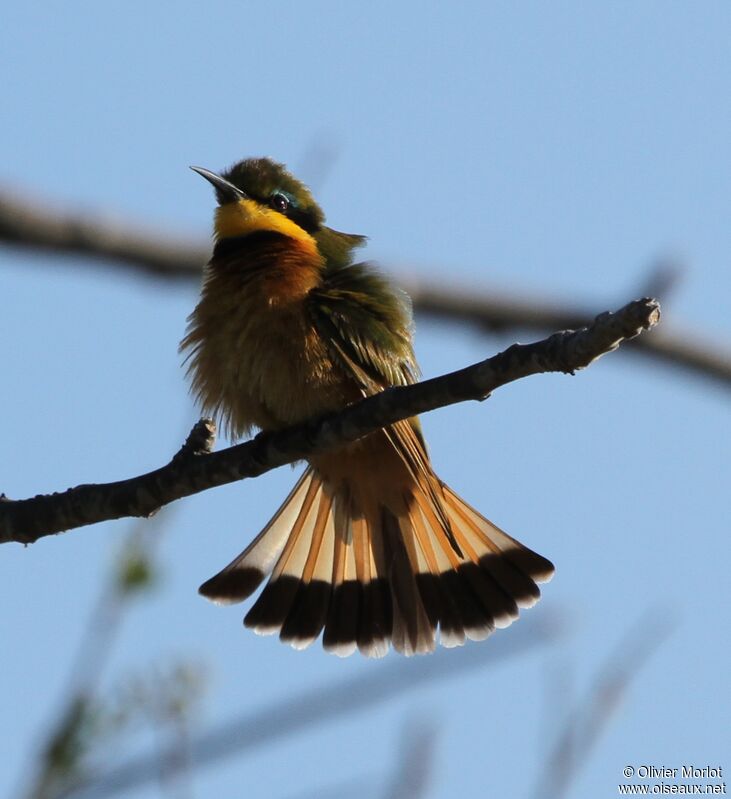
[308,261,419,392]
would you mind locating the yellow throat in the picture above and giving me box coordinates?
[214,198,319,256]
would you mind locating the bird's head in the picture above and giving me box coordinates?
[191,157,324,243]
[191,157,366,265]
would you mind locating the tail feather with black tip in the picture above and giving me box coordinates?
[199,467,553,657]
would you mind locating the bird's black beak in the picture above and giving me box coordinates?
[190,166,248,204]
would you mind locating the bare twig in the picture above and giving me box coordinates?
[2,190,728,386]
[0,299,659,545]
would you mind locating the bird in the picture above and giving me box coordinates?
[181,157,554,657]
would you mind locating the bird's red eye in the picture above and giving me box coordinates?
[270,193,289,213]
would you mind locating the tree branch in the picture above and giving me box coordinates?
[0,299,659,545]
[402,278,730,389]
[0,188,206,280]
[2,189,728,387]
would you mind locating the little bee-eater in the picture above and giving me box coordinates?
[182,157,554,657]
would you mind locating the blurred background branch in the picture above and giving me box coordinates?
[381,722,438,799]
[55,614,561,799]
[532,609,675,799]
[2,189,728,388]
[19,510,187,799]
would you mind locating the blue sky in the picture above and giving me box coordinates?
[1,3,729,798]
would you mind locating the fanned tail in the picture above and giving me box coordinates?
[199,467,554,657]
